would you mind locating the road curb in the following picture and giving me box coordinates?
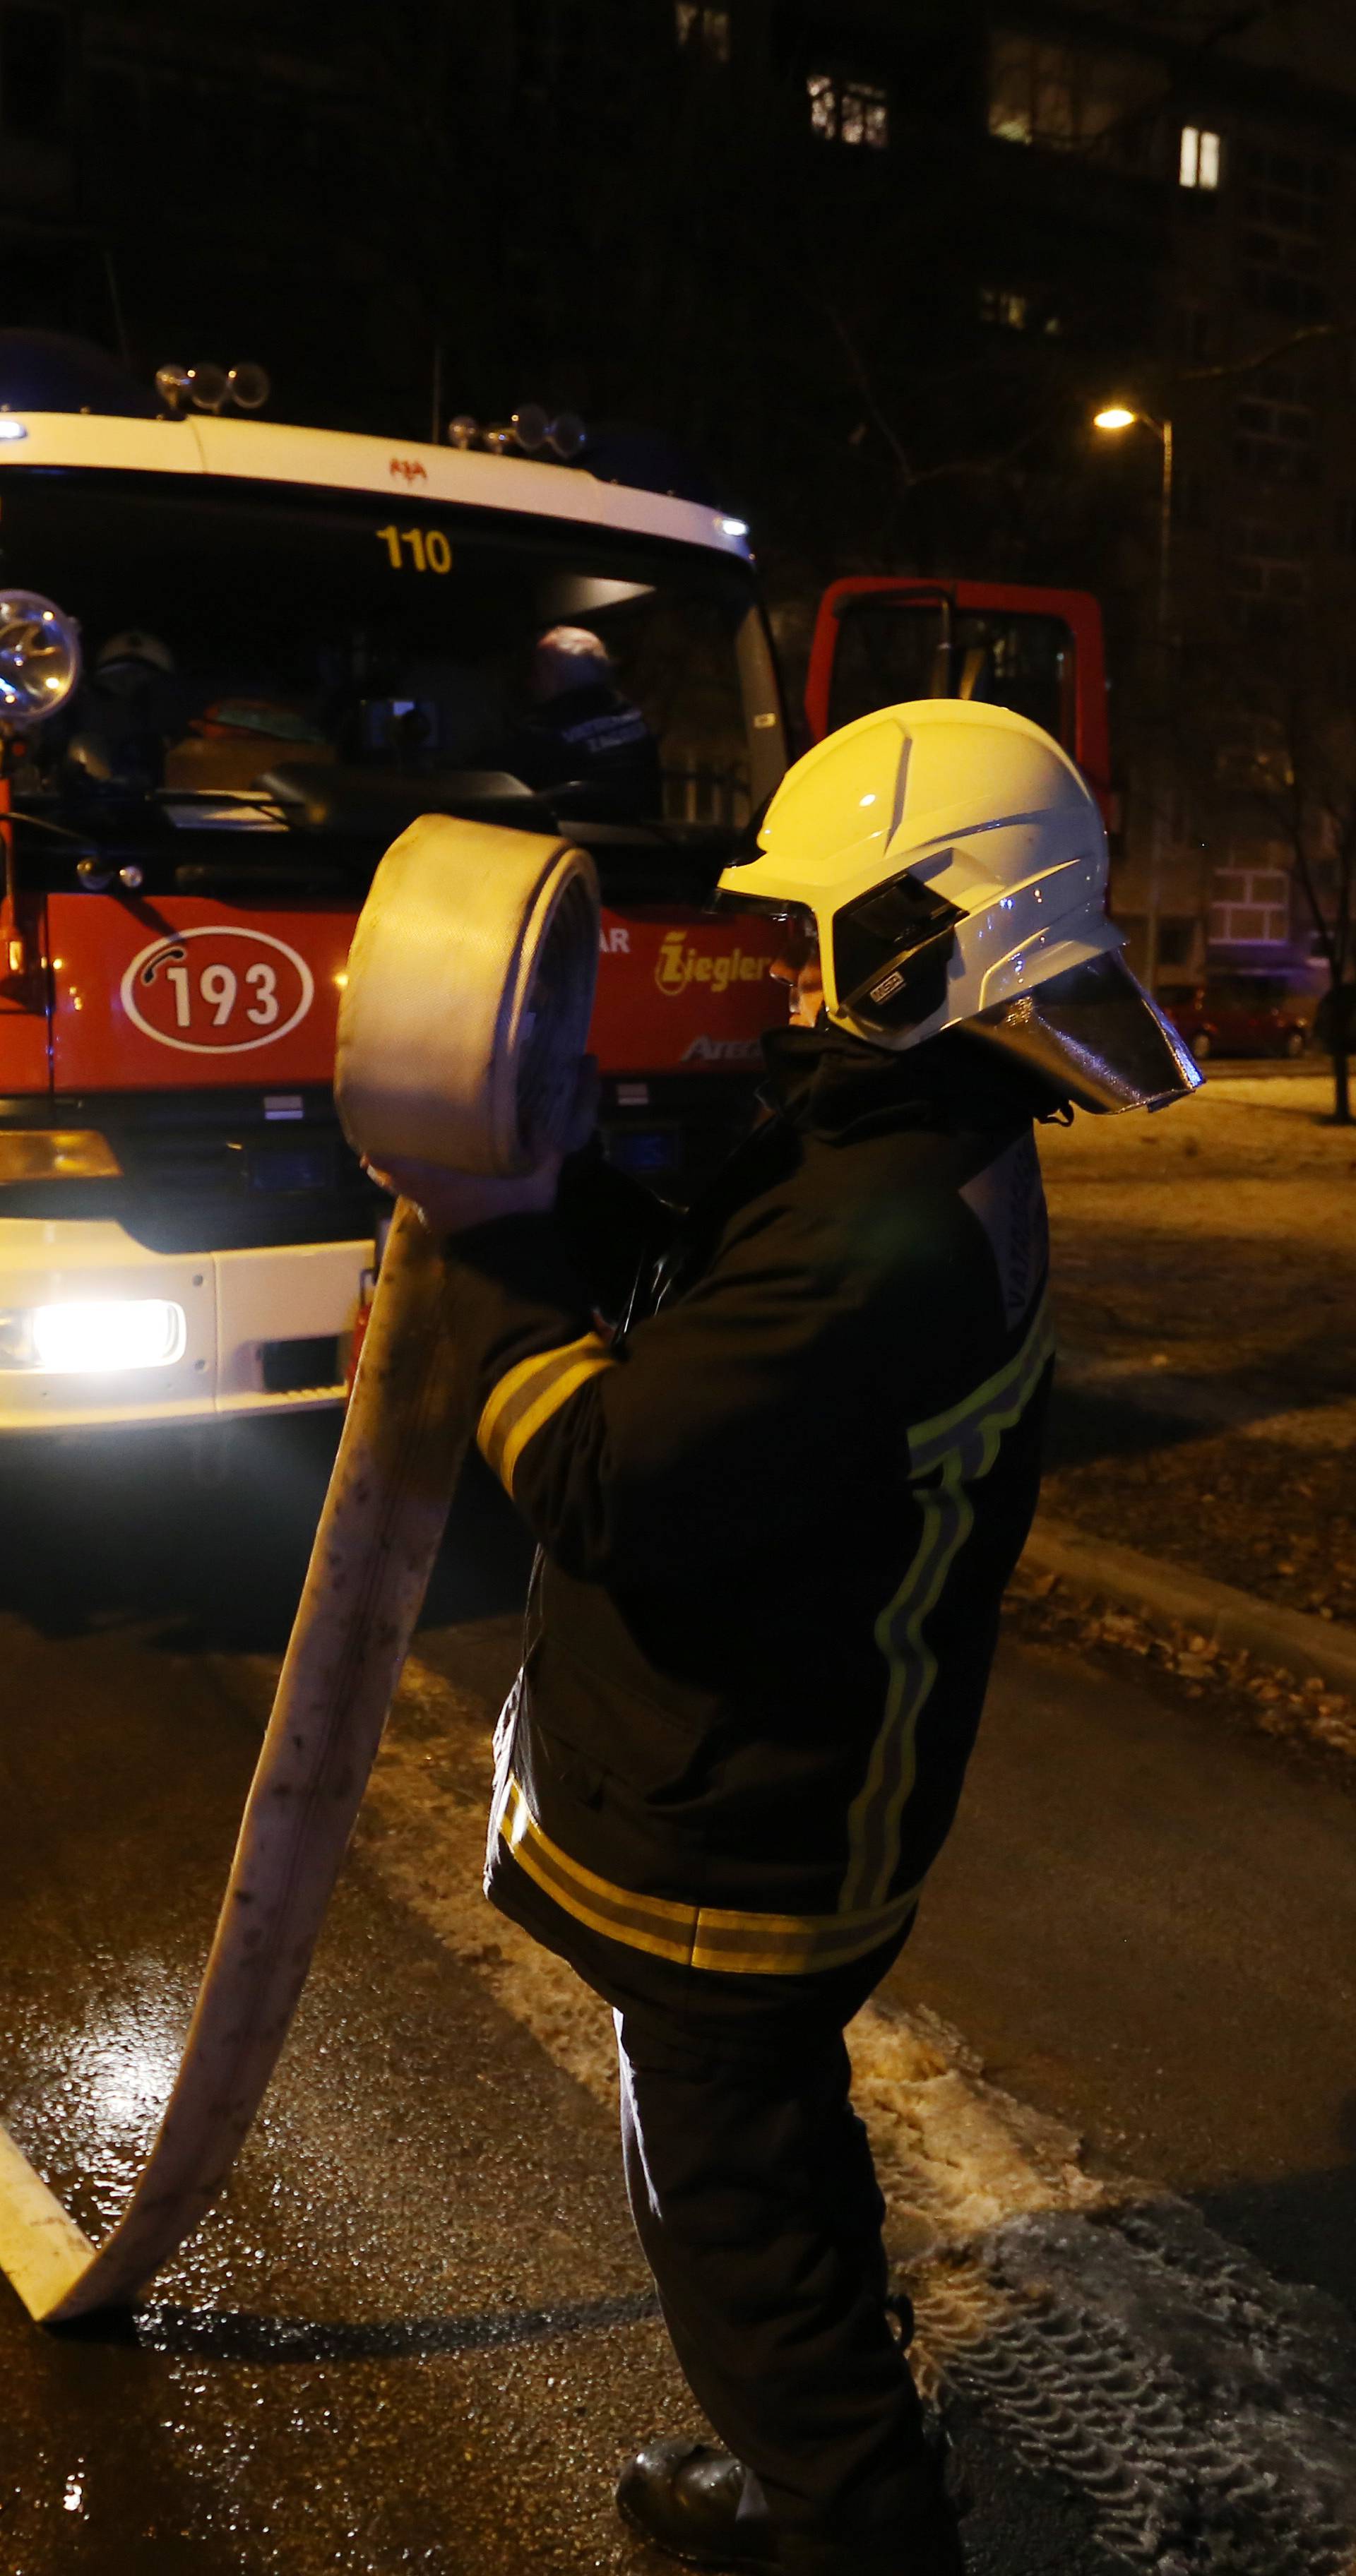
[1019,1515,1356,1700]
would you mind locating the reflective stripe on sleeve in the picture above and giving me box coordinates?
[840,1294,1055,1916]
[476,1331,617,1495]
[498,1776,919,1976]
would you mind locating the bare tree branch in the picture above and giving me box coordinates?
[1181,316,1356,382]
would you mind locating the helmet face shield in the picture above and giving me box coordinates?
[970,950,1203,1112]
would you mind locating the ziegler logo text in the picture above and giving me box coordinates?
[655,934,768,997]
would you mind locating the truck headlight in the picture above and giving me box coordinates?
[0,1299,186,1372]
[0,1131,123,1182]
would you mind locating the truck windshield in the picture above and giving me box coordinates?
[1,469,778,835]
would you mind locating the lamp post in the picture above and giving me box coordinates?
[1093,402,1175,988]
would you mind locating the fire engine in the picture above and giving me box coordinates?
[0,335,1115,1442]
[0,338,790,1434]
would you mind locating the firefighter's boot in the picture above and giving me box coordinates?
[614,2434,965,2575]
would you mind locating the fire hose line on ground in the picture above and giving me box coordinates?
[0,815,600,2325]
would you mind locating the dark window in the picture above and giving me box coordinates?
[2,5,68,142]
[1174,465,1208,530]
[1240,141,1331,319]
[1230,520,1309,602]
[1158,917,1196,967]
[1232,395,1314,482]
[1177,302,1212,360]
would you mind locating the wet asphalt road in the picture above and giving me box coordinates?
[1,1417,1355,2574]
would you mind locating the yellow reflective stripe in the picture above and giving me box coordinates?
[840,1464,973,1916]
[842,1296,1055,1915]
[499,1777,918,1976]
[906,1295,1054,1477]
[476,1330,616,1494]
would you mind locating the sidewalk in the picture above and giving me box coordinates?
[1020,1068,1356,1761]
[1037,1068,1356,1626]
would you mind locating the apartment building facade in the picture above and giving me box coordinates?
[2,0,1352,997]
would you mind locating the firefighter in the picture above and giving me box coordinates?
[370,700,1199,2576]
[507,622,662,816]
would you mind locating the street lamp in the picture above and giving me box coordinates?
[1093,400,1177,989]
[1093,403,1174,634]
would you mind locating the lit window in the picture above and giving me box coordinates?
[1180,125,1221,189]
[979,287,1029,329]
[989,32,1155,160]
[675,4,730,61]
[807,72,888,148]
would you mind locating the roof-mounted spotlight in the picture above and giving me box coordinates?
[155,362,270,417]
[441,407,588,462]
[547,412,586,461]
[511,403,549,453]
[155,363,192,415]
[227,362,270,412]
[185,362,230,415]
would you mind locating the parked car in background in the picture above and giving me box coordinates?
[1163,977,1309,1062]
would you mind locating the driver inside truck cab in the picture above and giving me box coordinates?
[506,623,661,817]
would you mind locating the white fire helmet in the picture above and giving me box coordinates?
[717,698,1201,1114]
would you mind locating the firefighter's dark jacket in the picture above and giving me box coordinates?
[446,1024,1056,1998]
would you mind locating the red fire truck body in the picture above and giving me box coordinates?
[0,400,788,1433]
[804,575,1113,820]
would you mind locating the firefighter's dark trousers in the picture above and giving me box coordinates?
[614,1992,928,2551]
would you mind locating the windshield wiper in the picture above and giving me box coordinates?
[160,791,289,833]
[259,763,561,839]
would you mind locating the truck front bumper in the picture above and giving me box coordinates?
[0,1220,372,1432]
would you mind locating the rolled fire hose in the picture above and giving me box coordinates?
[0,815,599,2323]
